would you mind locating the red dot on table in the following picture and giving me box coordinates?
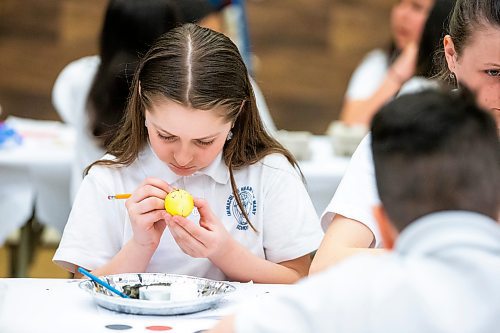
[145,326,172,331]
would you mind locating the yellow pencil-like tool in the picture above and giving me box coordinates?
[107,193,132,200]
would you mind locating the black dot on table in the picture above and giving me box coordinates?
[105,324,133,330]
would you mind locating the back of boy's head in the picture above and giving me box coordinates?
[371,89,500,231]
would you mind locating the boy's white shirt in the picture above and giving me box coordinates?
[235,211,500,333]
[321,134,382,246]
[53,144,323,280]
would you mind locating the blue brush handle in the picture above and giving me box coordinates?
[78,267,129,298]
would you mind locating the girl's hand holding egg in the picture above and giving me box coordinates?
[126,177,174,249]
[166,198,233,261]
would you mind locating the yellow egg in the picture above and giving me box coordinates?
[164,189,194,217]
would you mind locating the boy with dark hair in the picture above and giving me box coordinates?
[371,89,499,246]
[210,89,500,333]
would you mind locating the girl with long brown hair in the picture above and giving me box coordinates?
[54,24,323,283]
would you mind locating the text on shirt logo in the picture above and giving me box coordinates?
[225,186,257,231]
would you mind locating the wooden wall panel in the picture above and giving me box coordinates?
[0,0,392,133]
[0,0,105,121]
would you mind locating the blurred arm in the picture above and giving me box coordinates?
[309,214,386,274]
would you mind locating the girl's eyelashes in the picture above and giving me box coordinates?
[157,132,177,142]
[196,139,215,146]
[485,69,500,77]
[157,131,215,146]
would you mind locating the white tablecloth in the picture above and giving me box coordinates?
[0,278,291,333]
[299,136,350,215]
[0,117,74,244]
[0,117,349,245]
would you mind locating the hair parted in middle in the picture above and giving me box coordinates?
[88,23,301,231]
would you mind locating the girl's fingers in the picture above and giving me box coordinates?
[172,216,207,240]
[154,219,167,234]
[129,177,174,202]
[133,196,165,215]
[193,199,217,227]
[162,211,173,225]
[194,199,224,231]
[194,198,210,216]
[139,177,175,193]
[134,209,166,227]
[131,184,168,203]
[168,226,192,254]
[169,219,204,246]
[168,222,205,255]
[130,210,167,248]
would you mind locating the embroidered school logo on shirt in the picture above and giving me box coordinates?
[225,186,257,230]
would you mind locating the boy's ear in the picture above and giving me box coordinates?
[373,205,398,250]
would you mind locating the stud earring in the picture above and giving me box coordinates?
[226,131,233,141]
[449,72,458,89]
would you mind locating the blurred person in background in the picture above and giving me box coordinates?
[339,0,434,126]
[398,0,454,95]
[310,0,500,275]
[52,0,181,201]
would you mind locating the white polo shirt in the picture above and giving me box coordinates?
[322,83,443,247]
[345,49,389,100]
[53,144,323,280]
[321,134,382,246]
[236,211,500,333]
[52,56,104,203]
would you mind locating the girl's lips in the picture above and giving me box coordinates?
[171,164,194,170]
[396,28,410,40]
[169,164,196,176]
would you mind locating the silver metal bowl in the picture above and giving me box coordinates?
[79,273,236,315]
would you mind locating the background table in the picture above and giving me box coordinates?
[0,278,292,333]
[299,136,350,214]
[0,117,74,244]
[0,117,74,276]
